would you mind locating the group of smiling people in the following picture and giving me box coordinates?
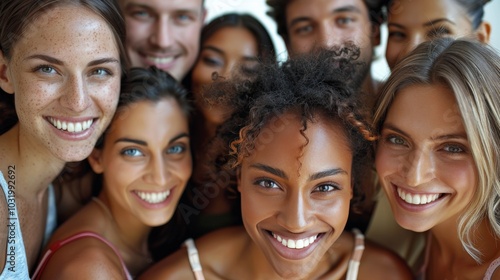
[0,0,499,279]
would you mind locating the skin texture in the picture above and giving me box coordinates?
[386,0,491,69]
[39,98,192,278]
[0,4,121,271]
[285,0,376,66]
[375,83,500,279]
[191,26,259,127]
[283,0,379,97]
[121,0,205,80]
[376,84,477,233]
[139,113,412,280]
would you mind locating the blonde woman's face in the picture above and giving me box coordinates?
[375,84,478,232]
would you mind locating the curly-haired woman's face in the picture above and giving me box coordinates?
[238,112,353,278]
[376,84,477,232]
[191,26,259,126]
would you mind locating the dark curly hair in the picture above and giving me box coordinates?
[266,0,387,43]
[203,47,377,214]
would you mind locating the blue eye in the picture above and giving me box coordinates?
[121,148,144,157]
[387,135,406,146]
[92,68,111,76]
[336,17,354,25]
[443,145,464,154]
[167,145,185,154]
[34,65,57,75]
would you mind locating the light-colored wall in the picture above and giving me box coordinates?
[205,0,500,81]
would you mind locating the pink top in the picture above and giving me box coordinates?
[32,231,132,280]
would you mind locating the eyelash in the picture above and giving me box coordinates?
[33,64,57,75]
[121,148,144,157]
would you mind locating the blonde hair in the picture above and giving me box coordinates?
[373,38,500,263]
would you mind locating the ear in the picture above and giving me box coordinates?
[371,23,381,47]
[475,21,491,44]
[0,51,14,94]
[87,149,104,174]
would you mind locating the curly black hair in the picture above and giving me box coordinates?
[266,0,387,43]
[203,47,377,214]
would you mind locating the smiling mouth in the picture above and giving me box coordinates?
[136,190,171,204]
[397,187,442,205]
[145,55,176,65]
[48,117,94,133]
[270,231,319,249]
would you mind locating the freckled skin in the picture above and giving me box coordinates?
[0,4,122,272]
[8,5,121,162]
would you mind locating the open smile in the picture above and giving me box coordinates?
[47,117,94,133]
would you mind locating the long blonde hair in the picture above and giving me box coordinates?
[373,38,500,262]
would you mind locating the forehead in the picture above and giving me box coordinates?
[248,113,352,171]
[203,27,258,55]
[286,0,369,20]
[388,0,469,23]
[12,5,117,59]
[121,0,203,12]
[109,99,188,138]
[387,84,464,133]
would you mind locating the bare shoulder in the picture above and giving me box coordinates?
[139,226,249,280]
[138,243,194,280]
[358,238,413,280]
[38,236,125,280]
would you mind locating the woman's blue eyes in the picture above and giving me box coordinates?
[167,145,185,154]
[387,135,406,146]
[122,148,143,157]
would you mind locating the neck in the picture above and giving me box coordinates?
[429,215,500,274]
[96,193,151,258]
[0,124,64,197]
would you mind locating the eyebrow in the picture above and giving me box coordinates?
[114,132,189,146]
[125,3,201,15]
[289,5,362,27]
[203,46,259,61]
[25,54,119,67]
[389,18,456,30]
[424,18,456,27]
[250,163,348,181]
[309,168,348,181]
[382,123,467,141]
[250,163,288,179]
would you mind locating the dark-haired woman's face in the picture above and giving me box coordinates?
[238,113,353,278]
[191,26,259,126]
[386,0,483,70]
[88,98,192,228]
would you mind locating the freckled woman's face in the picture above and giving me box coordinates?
[191,26,259,126]
[0,5,122,162]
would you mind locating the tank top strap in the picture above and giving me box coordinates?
[484,256,500,280]
[184,238,205,280]
[32,231,132,280]
[346,228,365,280]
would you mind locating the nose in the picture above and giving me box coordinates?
[401,147,435,187]
[318,23,343,49]
[277,191,312,232]
[144,155,168,186]
[400,33,425,61]
[150,16,174,48]
[219,61,236,79]
[60,74,90,112]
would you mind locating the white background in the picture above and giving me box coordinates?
[204,0,500,81]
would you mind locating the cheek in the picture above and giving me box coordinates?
[94,79,120,115]
[385,43,400,69]
[438,161,477,195]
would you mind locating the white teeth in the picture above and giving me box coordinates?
[136,190,171,204]
[397,188,440,205]
[147,56,174,65]
[48,117,93,133]
[272,232,318,250]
